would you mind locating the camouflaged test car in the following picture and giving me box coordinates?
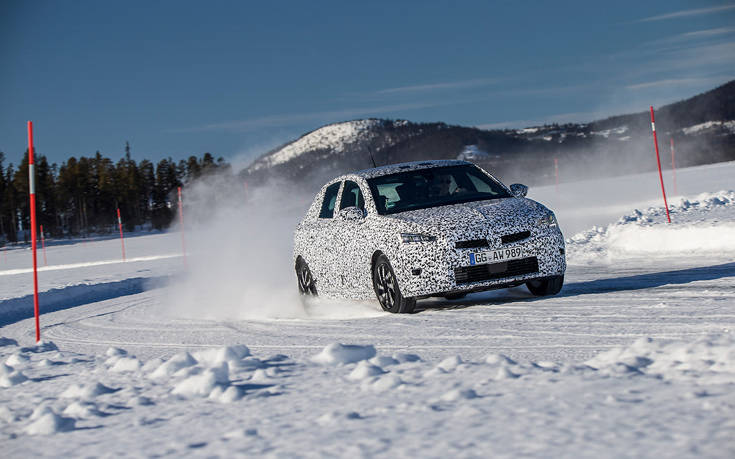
[293,160,566,313]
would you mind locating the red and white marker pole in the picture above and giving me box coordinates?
[117,208,126,261]
[177,187,187,267]
[554,157,559,193]
[650,107,671,223]
[670,138,678,195]
[28,121,41,342]
[40,224,47,266]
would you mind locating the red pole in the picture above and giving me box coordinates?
[117,208,126,261]
[650,107,671,223]
[554,157,559,193]
[28,121,41,342]
[177,187,187,267]
[40,224,47,266]
[670,138,678,195]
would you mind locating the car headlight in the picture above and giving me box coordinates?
[537,213,558,228]
[400,233,437,243]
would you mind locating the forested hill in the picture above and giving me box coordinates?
[241,80,735,188]
[0,147,231,244]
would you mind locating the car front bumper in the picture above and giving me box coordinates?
[393,227,566,298]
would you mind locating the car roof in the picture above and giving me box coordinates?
[334,160,472,182]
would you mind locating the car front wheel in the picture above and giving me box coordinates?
[526,275,564,296]
[372,255,416,313]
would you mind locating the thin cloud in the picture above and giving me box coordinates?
[376,78,499,95]
[601,39,735,84]
[169,102,447,133]
[643,41,735,75]
[647,27,735,47]
[626,77,718,90]
[681,27,735,38]
[636,4,735,22]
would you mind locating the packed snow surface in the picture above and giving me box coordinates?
[1,160,734,457]
[1,336,733,456]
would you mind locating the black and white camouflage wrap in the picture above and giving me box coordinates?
[293,160,566,301]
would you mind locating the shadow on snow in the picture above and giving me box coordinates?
[418,262,735,312]
[0,276,169,327]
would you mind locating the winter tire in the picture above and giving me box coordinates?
[372,254,416,313]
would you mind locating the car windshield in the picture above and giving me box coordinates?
[367,165,512,215]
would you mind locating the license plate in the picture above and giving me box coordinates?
[469,247,524,266]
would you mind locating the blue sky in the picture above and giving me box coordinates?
[1,1,734,168]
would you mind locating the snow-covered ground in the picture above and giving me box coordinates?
[1,161,734,457]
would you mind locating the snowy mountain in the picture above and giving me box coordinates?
[242,80,735,187]
[247,119,383,172]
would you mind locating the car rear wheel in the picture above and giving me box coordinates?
[296,259,318,297]
[526,275,564,296]
[372,255,416,313]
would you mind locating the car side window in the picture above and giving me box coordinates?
[319,182,342,219]
[339,180,365,211]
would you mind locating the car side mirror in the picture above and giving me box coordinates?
[338,206,366,221]
[510,183,528,197]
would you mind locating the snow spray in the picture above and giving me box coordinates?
[670,138,678,195]
[178,186,187,267]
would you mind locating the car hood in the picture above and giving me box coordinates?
[383,197,548,237]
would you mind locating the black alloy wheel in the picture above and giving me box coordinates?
[372,254,416,313]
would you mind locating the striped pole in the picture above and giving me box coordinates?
[28,121,41,342]
[554,157,559,193]
[177,187,187,267]
[117,208,126,261]
[650,107,671,223]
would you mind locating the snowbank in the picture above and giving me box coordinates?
[568,190,735,263]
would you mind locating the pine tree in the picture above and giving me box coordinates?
[3,163,18,242]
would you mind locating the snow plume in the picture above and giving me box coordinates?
[160,174,308,320]
[160,175,384,321]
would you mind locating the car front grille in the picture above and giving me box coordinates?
[454,256,539,284]
[455,239,489,249]
[501,231,531,244]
